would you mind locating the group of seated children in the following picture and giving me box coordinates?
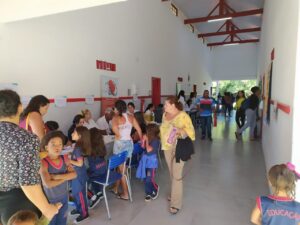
[35,118,161,225]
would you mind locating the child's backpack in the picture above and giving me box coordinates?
[240,98,250,111]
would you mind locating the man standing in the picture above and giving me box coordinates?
[196,90,215,141]
[96,108,114,135]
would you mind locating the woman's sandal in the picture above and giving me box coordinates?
[169,207,179,215]
[116,194,129,201]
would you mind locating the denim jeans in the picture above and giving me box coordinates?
[200,116,212,138]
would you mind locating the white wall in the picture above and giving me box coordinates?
[292,1,300,201]
[0,0,212,133]
[211,43,258,80]
[257,0,299,187]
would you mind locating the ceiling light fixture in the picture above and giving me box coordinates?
[208,17,232,23]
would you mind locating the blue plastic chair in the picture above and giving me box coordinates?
[92,151,132,219]
[127,142,144,179]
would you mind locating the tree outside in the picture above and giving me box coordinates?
[212,80,257,98]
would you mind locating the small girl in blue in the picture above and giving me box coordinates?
[39,131,77,225]
[70,126,91,224]
[251,162,300,225]
[87,127,107,209]
[136,124,160,202]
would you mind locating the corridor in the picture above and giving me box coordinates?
[70,117,268,225]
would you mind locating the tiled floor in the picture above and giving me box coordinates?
[68,116,268,225]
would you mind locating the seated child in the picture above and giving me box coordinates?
[39,131,77,225]
[136,124,160,202]
[251,162,300,225]
[7,210,38,225]
[87,128,107,209]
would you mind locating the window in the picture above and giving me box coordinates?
[171,3,178,16]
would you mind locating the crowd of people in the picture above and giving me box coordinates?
[0,87,299,225]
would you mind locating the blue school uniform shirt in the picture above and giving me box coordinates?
[257,195,300,225]
[136,139,159,179]
[71,147,88,193]
[42,155,69,202]
[196,97,216,117]
[87,156,107,179]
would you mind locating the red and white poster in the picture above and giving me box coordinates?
[101,75,118,98]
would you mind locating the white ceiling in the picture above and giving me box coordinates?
[0,0,127,23]
[172,0,264,44]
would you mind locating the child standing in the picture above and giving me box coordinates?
[251,163,300,225]
[39,131,77,225]
[87,128,107,209]
[136,124,160,202]
[70,127,91,224]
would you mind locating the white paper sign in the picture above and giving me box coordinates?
[21,96,32,107]
[54,96,67,107]
[85,95,95,105]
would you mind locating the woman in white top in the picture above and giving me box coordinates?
[82,109,99,129]
[177,90,186,107]
[112,100,142,200]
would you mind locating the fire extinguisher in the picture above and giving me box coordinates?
[213,111,217,127]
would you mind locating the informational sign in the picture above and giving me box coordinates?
[85,95,95,105]
[96,60,116,72]
[21,96,32,107]
[54,96,67,107]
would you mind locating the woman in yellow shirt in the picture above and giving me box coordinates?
[160,96,195,215]
[235,90,246,128]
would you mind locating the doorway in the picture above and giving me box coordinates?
[152,77,161,106]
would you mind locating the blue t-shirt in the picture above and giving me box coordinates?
[146,139,160,155]
[196,97,216,116]
[257,195,300,225]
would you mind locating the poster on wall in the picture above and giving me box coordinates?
[101,75,118,97]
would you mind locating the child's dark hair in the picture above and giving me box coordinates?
[144,103,154,113]
[115,100,127,116]
[40,130,66,151]
[146,123,160,143]
[8,210,38,225]
[75,126,91,156]
[90,128,106,158]
[127,102,135,108]
[45,121,59,131]
[251,86,260,94]
[73,114,84,125]
[21,95,49,119]
[268,164,298,198]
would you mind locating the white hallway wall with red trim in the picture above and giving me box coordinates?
[0,0,212,133]
[257,0,300,199]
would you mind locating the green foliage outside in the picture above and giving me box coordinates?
[212,80,257,97]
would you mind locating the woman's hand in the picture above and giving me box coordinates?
[176,128,187,138]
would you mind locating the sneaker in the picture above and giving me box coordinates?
[89,193,103,209]
[70,209,80,216]
[74,214,89,224]
[145,195,151,202]
[151,185,160,200]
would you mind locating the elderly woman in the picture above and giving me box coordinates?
[160,96,195,215]
[0,90,60,225]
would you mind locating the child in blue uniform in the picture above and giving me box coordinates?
[39,131,77,225]
[136,124,160,202]
[70,126,91,224]
[87,128,107,209]
[251,162,300,225]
